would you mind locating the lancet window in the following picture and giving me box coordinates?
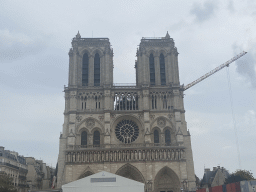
[82,53,89,86]
[81,131,87,146]
[152,95,157,109]
[160,53,166,85]
[154,130,159,144]
[94,53,100,86]
[80,96,87,110]
[114,92,138,110]
[95,96,101,110]
[162,95,168,109]
[93,131,100,147]
[149,54,155,85]
[165,129,171,146]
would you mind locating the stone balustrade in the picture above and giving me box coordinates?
[65,147,185,164]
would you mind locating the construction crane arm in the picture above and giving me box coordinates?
[184,51,247,91]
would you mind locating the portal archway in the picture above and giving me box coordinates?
[154,166,180,192]
[78,166,94,179]
[116,163,145,183]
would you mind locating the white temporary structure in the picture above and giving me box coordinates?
[62,171,144,192]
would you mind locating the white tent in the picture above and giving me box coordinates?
[62,171,144,192]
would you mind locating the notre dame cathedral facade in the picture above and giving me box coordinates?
[57,32,196,192]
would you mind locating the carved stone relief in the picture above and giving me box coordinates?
[157,117,166,128]
[86,119,95,128]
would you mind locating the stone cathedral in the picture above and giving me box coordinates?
[57,32,196,192]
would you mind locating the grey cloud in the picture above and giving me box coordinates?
[233,45,256,88]
[0,30,46,62]
[227,0,235,13]
[190,1,218,23]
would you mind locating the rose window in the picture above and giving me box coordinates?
[115,120,139,143]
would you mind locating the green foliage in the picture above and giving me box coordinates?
[225,170,255,184]
[0,173,17,192]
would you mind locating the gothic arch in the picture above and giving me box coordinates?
[78,166,94,179]
[91,127,103,134]
[154,166,180,192]
[150,116,174,129]
[151,126,161,134]
[151,127,161,144]
[92,48,104,58]
[163,126,177,145]
[77,117,104,133]
[79,48,93,58]
[158,49,168,57]
[78,127,90,134]
[146,49,156,57]
[116,163,145,183]
[163,126,175,134]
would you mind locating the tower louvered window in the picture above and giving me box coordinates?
[149,54,155,85]
[82,53,89,86]
[160,54,166,85]
[154,130,159,143]
[94,53,100,86]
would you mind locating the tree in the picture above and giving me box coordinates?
[0,173,17,192]
[225,170,255,184]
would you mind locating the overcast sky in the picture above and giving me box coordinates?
[1,0,255,179]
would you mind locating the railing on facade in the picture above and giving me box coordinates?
[67,142,180,150]
[78,38,109,40]
[65,146,185,164]
[19,167,28,173]
[19,175,26,180]
[142,37,164,39]
[0,162,19,170]
[18,183,29,188]
[113,83,137,88]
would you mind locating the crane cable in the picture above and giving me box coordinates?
[226,67,242,169]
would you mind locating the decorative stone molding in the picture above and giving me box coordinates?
[138,113,143,119]
[98,115,104,121]
[86,119,95,128]
[149,115,155,120]
[168,113,174,120]
[157,117,166,128]
[65,147,185,164]
[76,115,82,122]
[110,114,116,119]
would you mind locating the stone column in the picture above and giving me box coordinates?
[144,112,151,143]
[142,53,147,85]
[72,51,78,85]
[173,52,179,85]
[88,55,94,86]
[104,112,111,146]
[166,52,172,85]
[155,56,160,85]
[100,54,104,86]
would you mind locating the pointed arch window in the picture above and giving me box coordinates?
[94,53,100,86]
[154,129,159,144]
[165,129,171,146]
[81,131,87,147]
[93,130,100,147]
[160,53,166,85]
[149,54,155,85]
[82,53,89,86]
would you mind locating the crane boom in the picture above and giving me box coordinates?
[184,51,247,90]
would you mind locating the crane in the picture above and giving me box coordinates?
[184,51,247,90]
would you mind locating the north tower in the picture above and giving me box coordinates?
[57,32,196,192]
